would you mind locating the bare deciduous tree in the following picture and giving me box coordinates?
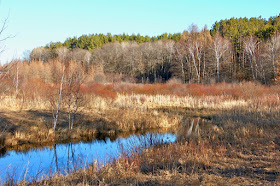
[186,25,205,84]
[30,47,53,62]
[244,35,267,84]
[71,48,91,67]
[244,35,258,81]
[0,15,16,93]
[266,32,280,76]
[64,62,84,130]
[173,43,187,83]
[53,65,65,131]
[0,15,12,80]
[0,16,11,56]
[56,47,69,62]
[211,33,230,82]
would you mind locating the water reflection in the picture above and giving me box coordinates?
[0,118,209,183]
[176,118,202,141]
[0,132,176,183]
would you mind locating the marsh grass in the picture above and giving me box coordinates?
[19,131,279,185]
[1,132,175,185]
[0,82,280,185]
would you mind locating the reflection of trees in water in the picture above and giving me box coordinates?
[50,133,167,175]
[95,132,118,142]
[176,118,201,141]
[95,129,171,143]
[51,144,59,174]
[119,132,175,157]
[0,129,177,182]
[51,143,79,175]
[0,146,7,157]
[1,128,174,157]
[66,143,74,173]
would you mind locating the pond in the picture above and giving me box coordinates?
[0,117,204,183]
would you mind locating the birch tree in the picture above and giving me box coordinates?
[65,62,84,130]
[244,35,267,83]
[244,35,258,81]
[53,65,65,131]
[211,33,229,82]
[266,32,280,76]
[173,43,187,83]
[186,25,203,84]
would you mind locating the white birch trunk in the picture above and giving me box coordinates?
[53,66,65,131]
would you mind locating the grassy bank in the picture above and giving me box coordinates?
[0,100,180,149]
[0,82,280,184]
[14,106,280,185]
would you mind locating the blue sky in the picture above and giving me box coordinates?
[0,0,279,64]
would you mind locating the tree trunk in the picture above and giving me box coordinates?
[181,59,185,83]
[53,66,65,131]
[16,61,19,94]
[248,56,256,81]
[216,57,220,82]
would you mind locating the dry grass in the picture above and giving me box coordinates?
[21,117,279,185]
[22,130,279,185]
[0,94,182,148]
[0,82,280,185]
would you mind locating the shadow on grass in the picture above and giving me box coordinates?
[208,167,279,182]
[140,158,279,182]
[0,112,20,133]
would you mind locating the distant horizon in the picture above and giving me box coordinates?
[0,0,280,64]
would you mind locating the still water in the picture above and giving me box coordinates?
[0,117,204,183]
[0,132,176,183]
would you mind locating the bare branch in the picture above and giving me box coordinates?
[0,15,14,41]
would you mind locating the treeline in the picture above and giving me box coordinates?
[26,14,280,84]
[46,33,182,51]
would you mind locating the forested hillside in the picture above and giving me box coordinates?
[22,14,280,84]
